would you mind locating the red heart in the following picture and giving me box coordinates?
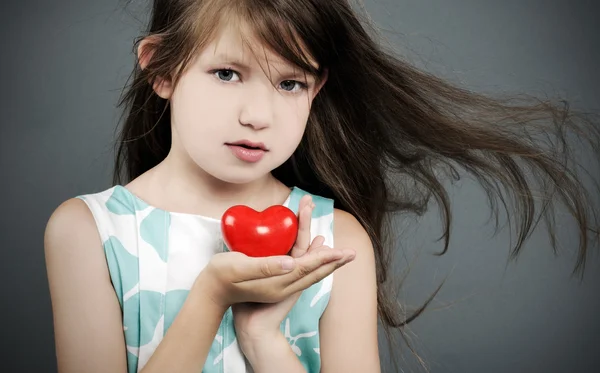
[221,205,299,257]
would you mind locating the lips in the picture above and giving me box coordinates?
[226,140,268,163]
[226,140,268,151]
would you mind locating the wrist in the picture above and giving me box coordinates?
[192,270,230,314]
[242,331,289,367]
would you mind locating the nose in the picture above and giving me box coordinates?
[238,84,274,130]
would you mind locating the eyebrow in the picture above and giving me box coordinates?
[211,55,251,70]
[211,54,318,78]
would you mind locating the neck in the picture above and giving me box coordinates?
[134,152,290,219]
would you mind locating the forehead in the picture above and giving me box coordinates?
[199,19,319,72]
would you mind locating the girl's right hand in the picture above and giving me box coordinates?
[198,246,353,308]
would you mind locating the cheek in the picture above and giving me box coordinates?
[171,78,233,137]
[275,110,309,155]
[276,95,311,130]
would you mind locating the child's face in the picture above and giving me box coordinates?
[160,22,325,185]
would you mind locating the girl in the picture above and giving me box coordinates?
[44,0,600,373]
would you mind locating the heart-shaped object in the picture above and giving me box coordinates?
[221,205,299,257]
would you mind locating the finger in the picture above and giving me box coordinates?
[233,249,355,303]
[286,252,355,294]
[229,254,297,283]
[290,247,345,281]
[295,246,355,280]
[236,247,343,291]
[306,235,325,255]
[296,195,313,248]
[290,196,314,258]
[305,235,329,255]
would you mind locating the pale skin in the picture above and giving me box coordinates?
[44,20,380,373]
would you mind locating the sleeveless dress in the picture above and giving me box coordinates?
[77,185,335,373]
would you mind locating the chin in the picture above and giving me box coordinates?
[207,168,272,185]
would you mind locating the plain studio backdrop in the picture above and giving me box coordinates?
[1,0,599,372]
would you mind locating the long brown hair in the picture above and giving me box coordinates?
[114,0,600,371]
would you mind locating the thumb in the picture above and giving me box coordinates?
[232,255,297,282]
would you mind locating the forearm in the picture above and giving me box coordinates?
[244,333,307,373]
[140,274,227,373]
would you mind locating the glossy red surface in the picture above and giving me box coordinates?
[221,205,299,257]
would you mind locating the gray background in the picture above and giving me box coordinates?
[1,0,599,372]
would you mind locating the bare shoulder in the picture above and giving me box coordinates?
[45,198,98,246]
[319,209,380,371]
[44,197,105,263]
[331,208,376,284]
[44,198,127,372]
[332,208,372,249]
[44,196,111,302]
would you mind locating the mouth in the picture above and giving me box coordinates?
[226,141,267,163]
[226,140,268,151]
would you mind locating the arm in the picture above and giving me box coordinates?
[319,209,381,373]
[139,270,227,372]
[243,333,307,373]
[45,199,129,372]
[44,198,227,373]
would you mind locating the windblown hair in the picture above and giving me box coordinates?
[115,0,600,371]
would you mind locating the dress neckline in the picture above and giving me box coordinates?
[112,184,296,223]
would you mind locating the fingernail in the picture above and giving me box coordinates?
[281,258,295,270]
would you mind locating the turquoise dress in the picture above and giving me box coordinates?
[77,185,335,373]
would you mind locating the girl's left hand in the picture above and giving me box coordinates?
[232,196,346,349]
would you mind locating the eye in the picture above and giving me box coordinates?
[214,69,240,82]
[279,80,308,93]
